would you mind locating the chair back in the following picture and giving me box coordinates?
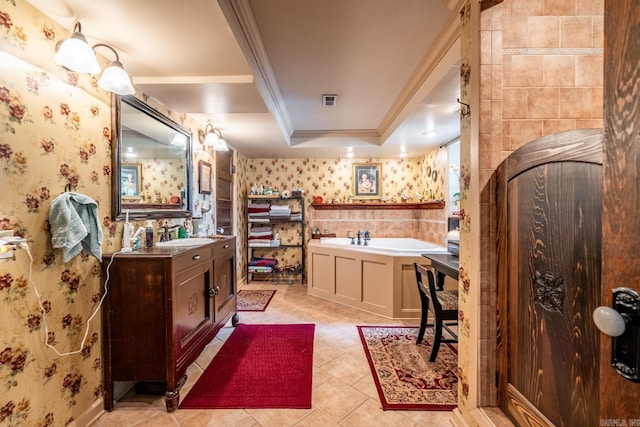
[414,263,458,315]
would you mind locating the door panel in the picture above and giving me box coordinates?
[215,149,233,235]
[497,128,603,427]
[507,162,601,426]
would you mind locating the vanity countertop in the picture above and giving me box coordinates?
[103,236,235,258]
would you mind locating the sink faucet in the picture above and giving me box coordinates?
[356,230,362,246]
[363,230,370,246]
[159,221,181,242]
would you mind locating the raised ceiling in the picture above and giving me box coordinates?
[26,0,462,158]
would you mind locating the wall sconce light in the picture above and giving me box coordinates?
[53,21,134,95]
[199,123,229,152]
[53,21,100,74]
[93,43,135,95]
[456,98,470,117]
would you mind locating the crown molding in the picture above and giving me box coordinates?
[133,75,254,84]
[377,10,461,142]
[218,0,294,144]
[290,129,382,147]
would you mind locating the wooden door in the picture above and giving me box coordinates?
[600,0,640,418]
[497,129,603,426]
[215,149,234,235]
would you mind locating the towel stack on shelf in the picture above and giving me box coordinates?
[269,204,291,219]
[248,202,270,222]
[248,226,272,247]
[248,257,278,275]
[290,210,302,221]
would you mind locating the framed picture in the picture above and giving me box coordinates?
[121,163,142,199]
[353,163,382,199]
[199,160,212,194]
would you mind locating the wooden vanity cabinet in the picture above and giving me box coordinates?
[213,237,236,322]
[101,238,238,412]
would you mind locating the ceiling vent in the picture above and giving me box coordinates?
[322,94,337,107]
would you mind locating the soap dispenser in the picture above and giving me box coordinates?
[145,220,154,249]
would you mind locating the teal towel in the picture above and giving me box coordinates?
[49,192,103,262]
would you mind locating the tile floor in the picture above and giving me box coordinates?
[91,282,456,426]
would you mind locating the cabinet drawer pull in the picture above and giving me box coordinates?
[192,255,201,260]
[223,244,229,249]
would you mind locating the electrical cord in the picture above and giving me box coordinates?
[22,243,121,357]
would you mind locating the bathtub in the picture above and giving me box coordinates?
[307,238,450,319]
[318,237,448,255]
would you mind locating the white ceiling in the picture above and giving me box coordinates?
[26,0,462,159]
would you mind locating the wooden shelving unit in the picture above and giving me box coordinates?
[247,196,305,283]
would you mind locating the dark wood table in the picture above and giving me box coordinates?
[422,253,459,289]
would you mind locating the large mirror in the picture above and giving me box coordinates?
[112,95,192,220]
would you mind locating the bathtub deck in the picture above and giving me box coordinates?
[307,239,446,319]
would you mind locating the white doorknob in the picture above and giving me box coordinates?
[592,306,626,337]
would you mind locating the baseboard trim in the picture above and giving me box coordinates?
[68,397,104,427]
[451,408,471,427]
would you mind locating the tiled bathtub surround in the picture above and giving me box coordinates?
[310,206,447,246]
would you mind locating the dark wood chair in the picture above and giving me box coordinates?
[414,262,458,362]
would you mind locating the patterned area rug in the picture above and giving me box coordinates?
[357,325,458,411]
[237,289,276,311]
[180,323,314,409]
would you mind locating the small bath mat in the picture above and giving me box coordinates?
[179,323,314,409]
[237,289,276,311]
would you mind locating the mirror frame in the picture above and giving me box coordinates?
[111,94,192,221]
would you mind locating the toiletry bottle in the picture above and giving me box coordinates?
[145,220,154,249]
[132,226,145,250]
[185,219,192,238]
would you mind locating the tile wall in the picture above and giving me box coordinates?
[472,0,604,413]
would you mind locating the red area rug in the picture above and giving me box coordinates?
[179,323,314,409]
[237,289,276,311]
[357,325,457,411]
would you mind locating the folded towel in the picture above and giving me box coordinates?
[49,192,103,262]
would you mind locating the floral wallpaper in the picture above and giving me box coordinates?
[457,0,473,414]
[236,156,450,282]
[0,2,214,425]
[136,158,184,203]
[1,3,113,425]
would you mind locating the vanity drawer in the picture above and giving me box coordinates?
[213,239,235,260]
[174,246,212,271]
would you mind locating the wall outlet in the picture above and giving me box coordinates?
[0,230,14,238]
[0,231,15,259]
